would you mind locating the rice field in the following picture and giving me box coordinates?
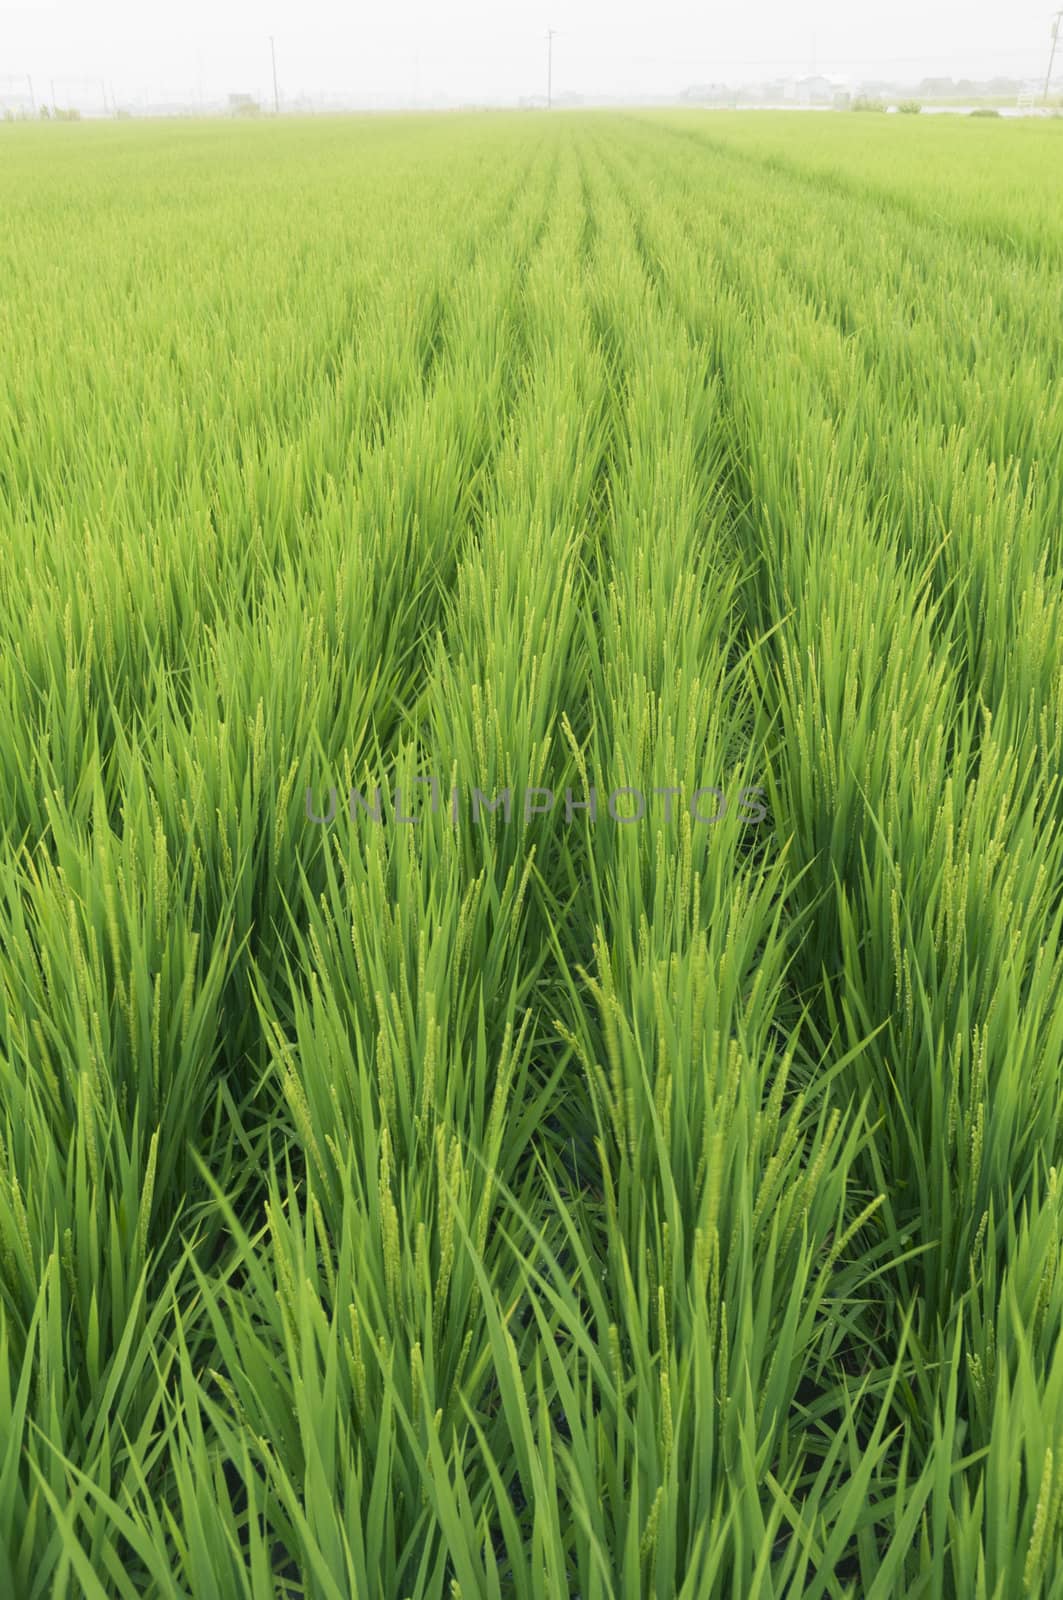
[2,107,1063,1597]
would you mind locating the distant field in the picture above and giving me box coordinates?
[2,111,1063,1597]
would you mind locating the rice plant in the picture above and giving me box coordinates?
[1,107,1062,1596]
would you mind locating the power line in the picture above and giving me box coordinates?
[270,35,280,115]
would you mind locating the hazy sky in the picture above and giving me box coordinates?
[1,0,1059,107]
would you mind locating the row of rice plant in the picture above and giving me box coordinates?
[0,107,1061,1594]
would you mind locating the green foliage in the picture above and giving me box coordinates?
[0,108,1062,1595]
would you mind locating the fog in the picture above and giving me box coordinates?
[1,0,1058,110]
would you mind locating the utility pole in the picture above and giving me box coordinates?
[547,27,556,109]
[1044,10,1062,104]
[270,35,280,115]
[26,75,35,114]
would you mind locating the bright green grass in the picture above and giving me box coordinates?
[1,108,1063,1597]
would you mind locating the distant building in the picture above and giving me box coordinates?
[0,86,35,118]
[795,76,836,105]
[680,83,736,106]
